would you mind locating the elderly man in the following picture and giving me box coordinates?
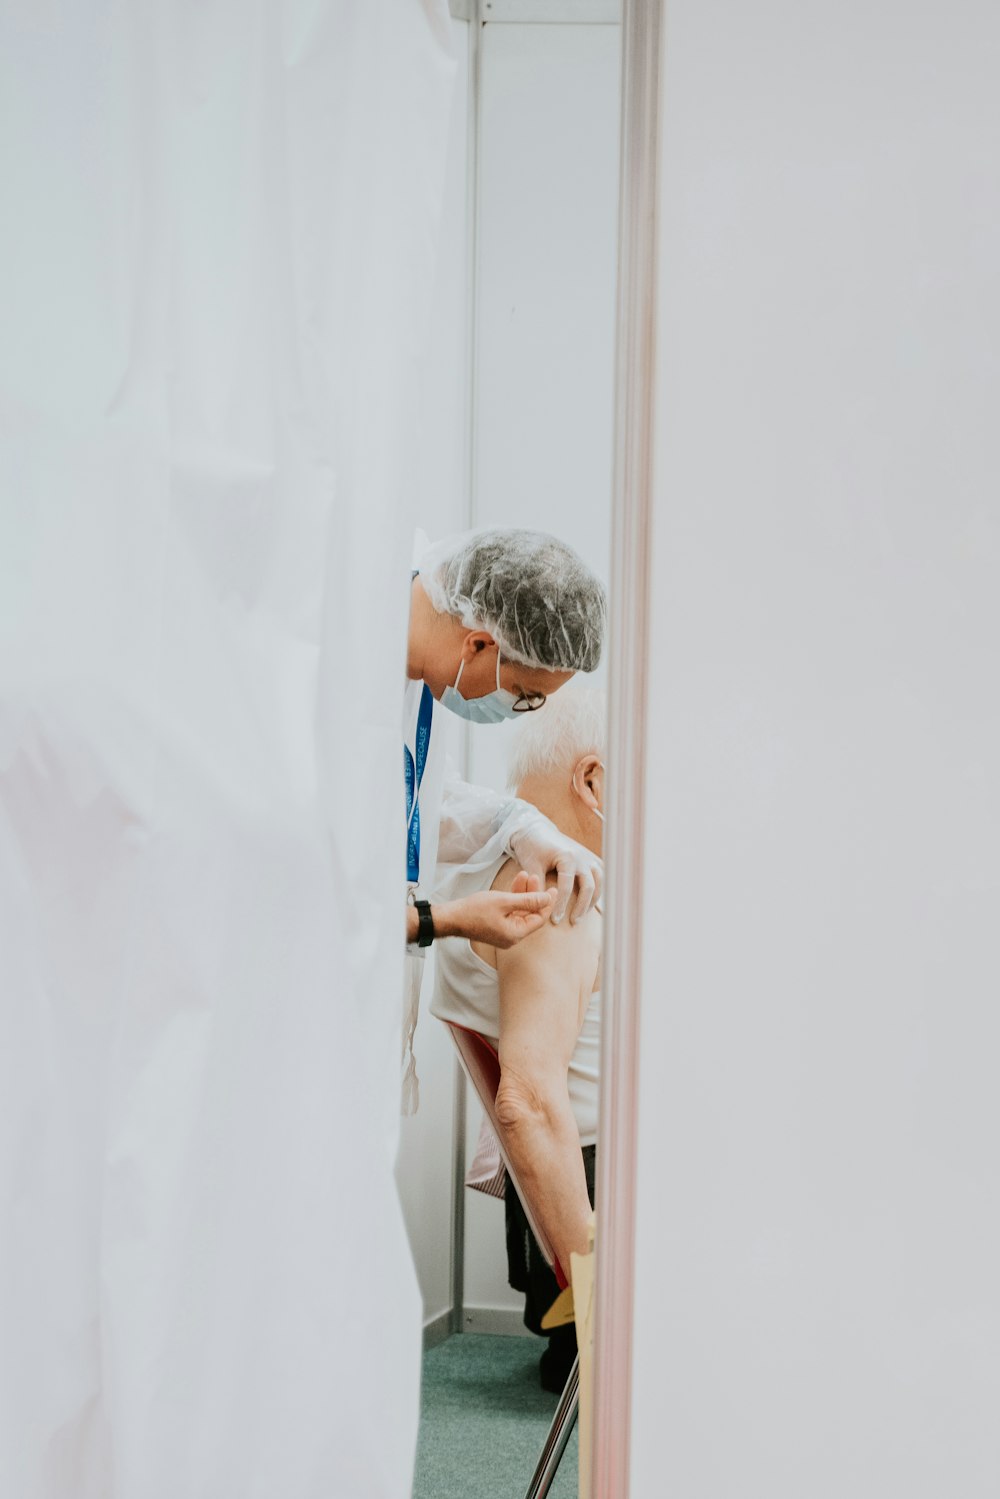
[400,531,605,1107]
[431,686,605,1389]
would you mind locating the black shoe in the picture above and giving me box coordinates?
[539,1333,577,1393]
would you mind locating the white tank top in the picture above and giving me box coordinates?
[431,830,600,1146]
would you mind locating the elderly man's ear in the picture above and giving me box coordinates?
[572,755,604,815]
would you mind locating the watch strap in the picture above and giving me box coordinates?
[415,899,435,948]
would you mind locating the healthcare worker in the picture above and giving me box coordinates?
[400,528,606,1107]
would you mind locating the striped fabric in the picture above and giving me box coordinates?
[465,1115,507,1199]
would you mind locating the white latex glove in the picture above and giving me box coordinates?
[497,801,602,925]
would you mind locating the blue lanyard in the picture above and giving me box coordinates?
[404,684,434,885]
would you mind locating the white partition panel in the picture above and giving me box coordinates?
[630,2,1000,1494]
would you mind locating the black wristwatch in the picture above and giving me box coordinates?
[414,899,435,948]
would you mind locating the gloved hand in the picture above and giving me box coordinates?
[500,803,602,925]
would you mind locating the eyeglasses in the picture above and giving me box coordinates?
[511,691,546,713]
[497,653,546,712]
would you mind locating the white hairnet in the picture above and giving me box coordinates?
[418,529,607,673]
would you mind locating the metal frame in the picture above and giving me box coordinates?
[449,10,486,1337]
[524,1355,580,1498]
[448,1047,467,1335]
[450,0,620,21]
[591,0,663,1493]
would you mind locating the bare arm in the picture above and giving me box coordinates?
[492,897,599,1276]
[405,873,555,948]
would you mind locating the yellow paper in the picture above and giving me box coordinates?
[570,1213,597,1499]
[540,1283,575,1331]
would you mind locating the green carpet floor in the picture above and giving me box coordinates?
[413,1333,578,1499]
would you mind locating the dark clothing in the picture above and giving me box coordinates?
[504,1144,597,1340]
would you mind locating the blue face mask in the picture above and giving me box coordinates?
[440,650,520,724]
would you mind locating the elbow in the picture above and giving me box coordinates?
[495,1069,554,1136]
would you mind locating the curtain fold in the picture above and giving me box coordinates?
[0,3,455,1494]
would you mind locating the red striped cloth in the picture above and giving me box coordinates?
[465,1115,507,1199]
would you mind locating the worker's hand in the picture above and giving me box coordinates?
[507,818,602,926]
[435,873,557,949]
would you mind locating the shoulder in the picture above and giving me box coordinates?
[496,867,601,985]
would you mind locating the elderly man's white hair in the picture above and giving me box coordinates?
[506,685,607,790]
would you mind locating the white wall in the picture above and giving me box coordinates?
[465,20,620,1324]
[395,20,469,1332]
[631,2,1000,1494]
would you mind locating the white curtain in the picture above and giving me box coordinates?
[0,3,455,1495]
